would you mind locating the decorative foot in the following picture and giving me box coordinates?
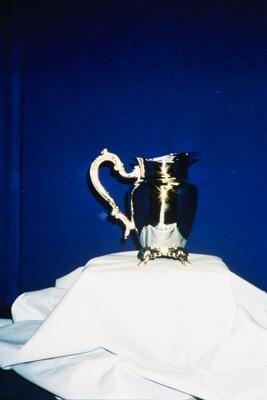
[138,247,190,266]
[167,247,190,266]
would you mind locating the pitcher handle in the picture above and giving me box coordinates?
[89,148,142,239]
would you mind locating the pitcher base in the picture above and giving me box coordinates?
[138,246,190,266]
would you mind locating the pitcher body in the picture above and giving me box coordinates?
[129,153,197,263]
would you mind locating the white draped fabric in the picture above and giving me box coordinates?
[0,251,267,400]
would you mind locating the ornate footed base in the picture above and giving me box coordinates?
[138,247,190,266]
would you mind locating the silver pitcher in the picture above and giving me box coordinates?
[90,149,198,264]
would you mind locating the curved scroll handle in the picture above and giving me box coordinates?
[89,148,142,239]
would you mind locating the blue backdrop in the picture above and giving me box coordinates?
[1,0,267,308]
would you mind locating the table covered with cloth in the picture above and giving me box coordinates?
[0,251,267,400]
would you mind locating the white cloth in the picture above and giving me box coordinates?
[0,251,267,400]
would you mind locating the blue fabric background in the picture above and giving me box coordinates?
[1,0,267,307]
